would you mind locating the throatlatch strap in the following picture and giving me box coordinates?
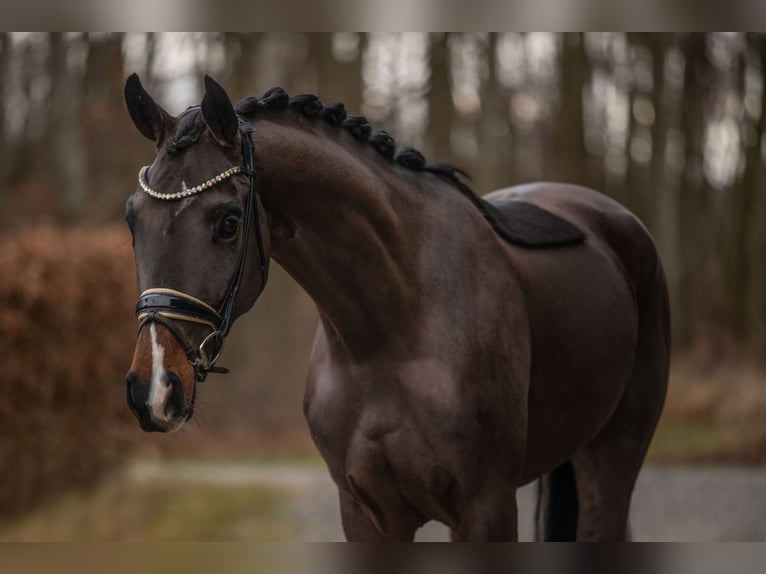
[214,116,269,338]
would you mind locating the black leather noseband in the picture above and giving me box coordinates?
[135,114,268,382]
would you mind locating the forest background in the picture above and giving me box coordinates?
[1,33,764,526]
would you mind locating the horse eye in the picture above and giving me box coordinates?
[215,215,240,239]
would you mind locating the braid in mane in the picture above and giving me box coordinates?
[235,87,289,118]
[259,87,289,109]
[167,108,206,155]
[289,94,323,117]
[342,116,371,141]
[395,148,426,170]
[320,102,347,126]
[234,96,258,117]
[369,129,395,159]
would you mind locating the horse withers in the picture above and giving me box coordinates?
[123,74,670,541]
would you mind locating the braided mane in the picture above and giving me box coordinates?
[229,88,487,205]
[168,87,585,248]
[232,87,430,171]
[168,86,459,178]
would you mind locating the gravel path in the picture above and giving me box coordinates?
[129,461,766,541]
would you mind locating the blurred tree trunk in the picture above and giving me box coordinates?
[83,33,125,121]
[727,34,765,344]
[645,34,682,337]
[624,34,654,224]
[677,33,710,348]
[18,40,34,151]
[623,61,642,216]
[224,33,263,97]
[308,34,334,97]
[509,34,531,185]
[476,33,510,194]
[552,33,588,184]
[649,34,670,227]
[753,39,766,350]
[48,33,87,219]
[309,33,364,113]
[82,33,127,221]
[144,32,157,90]
[0,33,10,202]
[428,33,454,164]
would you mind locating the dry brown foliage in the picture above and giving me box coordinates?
[659,354,766,464]
[0,226,138,517]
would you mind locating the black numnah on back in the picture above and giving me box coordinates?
[487,199,585,248]
[424,163,585,249]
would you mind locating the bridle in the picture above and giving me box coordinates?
[135,113,268,382]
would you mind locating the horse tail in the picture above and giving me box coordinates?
[535,460,578,541]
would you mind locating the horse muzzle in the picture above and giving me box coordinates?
[126,369,190,432]
[127,321,197,433]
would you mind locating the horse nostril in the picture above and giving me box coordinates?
[126,370,139,386]
[126,370,142,408]
[165,371,185,416]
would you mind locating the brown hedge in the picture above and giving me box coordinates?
[0,226,138,517]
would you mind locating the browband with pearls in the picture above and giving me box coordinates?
[138,165,243,200]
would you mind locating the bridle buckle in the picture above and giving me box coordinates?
[197,330,225,371]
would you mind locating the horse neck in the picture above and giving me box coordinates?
[254,120,425,361]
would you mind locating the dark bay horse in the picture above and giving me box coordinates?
[123,74,670,541]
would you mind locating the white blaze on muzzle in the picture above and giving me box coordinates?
[147,323,172,421]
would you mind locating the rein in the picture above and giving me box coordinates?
[135,114,268,382]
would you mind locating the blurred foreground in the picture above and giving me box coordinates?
[2,458,766,541]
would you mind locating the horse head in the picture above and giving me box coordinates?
[123,74,269,432]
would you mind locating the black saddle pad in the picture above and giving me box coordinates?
[482,199,586,249]
[422,164,585,249]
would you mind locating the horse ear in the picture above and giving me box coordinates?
[201,75,239,146]
[124,73,170,143]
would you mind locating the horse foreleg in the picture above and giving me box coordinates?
[339,489,387,541]
[451,488,519,541]
[338,489,419,541]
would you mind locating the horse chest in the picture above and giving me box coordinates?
[307,360,445,449]
[304,358,494,529]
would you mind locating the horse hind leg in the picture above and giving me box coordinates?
[569,395,657,543]
[570,254,670,541]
